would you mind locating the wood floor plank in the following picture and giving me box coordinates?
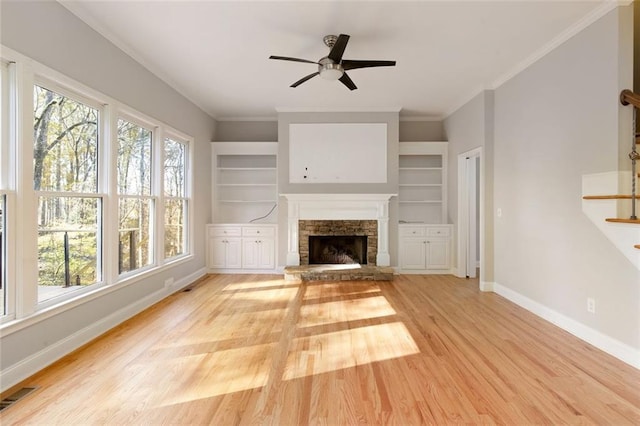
[2,273,639,425]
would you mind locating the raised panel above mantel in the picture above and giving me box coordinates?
[289,123,387,184]
[277,110,399,195]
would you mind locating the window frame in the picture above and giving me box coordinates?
[162,131,193,263]
[0,60,14,321]
[115,112,157,278]
[0,45,195,330]
[32,76,107,307]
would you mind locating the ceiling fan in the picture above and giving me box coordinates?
[269,34,396,90]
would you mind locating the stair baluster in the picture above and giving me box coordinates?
[620,89,640,219]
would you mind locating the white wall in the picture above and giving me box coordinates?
[0,1,216,387]
[215,120,278,142]
[492,6,639,351]
[444,91,495,283]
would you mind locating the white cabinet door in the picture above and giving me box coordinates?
[426,239,449,270]
[225,238,242,269]
[208,238,227,269]
[400,238,427,270]
[257,239,275,269]
[210,237,242,269]
[242,239,259,269]
[242,238,275,269]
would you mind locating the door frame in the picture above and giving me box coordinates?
[457,147,484,285]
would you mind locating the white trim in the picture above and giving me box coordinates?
[275,106,402,113]
[456,147,483,282]
[0,267,206,393]
[479,281,494,292]
[443,86,487,121]
[215,116,277,122]
[490,2,620,90]
[58,2,217,120]
[280,194,395,266]
[493,282,640,370]
[399,115,443,122]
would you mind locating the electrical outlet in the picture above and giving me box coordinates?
[587,297,595,314]
[164,277,174,288]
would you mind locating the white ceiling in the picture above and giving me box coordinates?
[60,1,614,120]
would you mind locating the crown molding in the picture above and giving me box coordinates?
[275,106,402,113]
[490,1,622,90]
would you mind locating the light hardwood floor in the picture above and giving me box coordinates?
[2,274,639,425]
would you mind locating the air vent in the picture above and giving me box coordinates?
[0,387,37,411]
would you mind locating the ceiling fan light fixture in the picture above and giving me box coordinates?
[270,33,395,89]
[320,66,344,81]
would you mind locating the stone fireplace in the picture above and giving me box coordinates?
[301,220,377,265]
[281,194,394,266]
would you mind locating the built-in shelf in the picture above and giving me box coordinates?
[398,142,448,224]
[212,142,278,224]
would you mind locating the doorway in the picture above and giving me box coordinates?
[457,148,482,279]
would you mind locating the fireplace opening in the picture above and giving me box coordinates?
[309,235,368,265]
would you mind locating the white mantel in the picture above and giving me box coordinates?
[281,194,395,266]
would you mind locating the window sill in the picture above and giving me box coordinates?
[0,254,194,337]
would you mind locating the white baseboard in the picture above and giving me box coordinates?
[0,268,207,392]
[493,282,640,370]
[479,281,494,292]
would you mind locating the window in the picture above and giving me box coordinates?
[163,137,189,259]
[0,50,196,325]
[117,118,154,274]
[33,84,102,303]
[0,61,10,317]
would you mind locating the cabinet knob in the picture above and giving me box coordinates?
[412,231,417,234]
[257,230,260,234]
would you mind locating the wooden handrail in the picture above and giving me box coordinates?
[620,89,640,108]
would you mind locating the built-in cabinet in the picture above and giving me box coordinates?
[208,226,242,269]
[207,224,277,272]
[398,224,452,273]
[209,142,278,273]
[212,142,278,224]
[398,142,447,224]
[209,141,453,273]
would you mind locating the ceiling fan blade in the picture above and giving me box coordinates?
[339,73,357,91]
[291,72,320,88]
[328,34,350,63]
[269,56,318,65]
[341,60,396,71]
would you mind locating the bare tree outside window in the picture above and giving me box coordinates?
[117,119,153,273]
[33,85,100,300]
[164,138,187,258]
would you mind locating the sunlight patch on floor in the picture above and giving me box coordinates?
[228,287,299,304]
[157,343,274,406]
[302,282,381,301]
[298,295,396,329]
[153,308,288,348]
[222,279,298,291]
[283,322,419,380]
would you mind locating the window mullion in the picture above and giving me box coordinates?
[104,106,118,285]
[155,127,164,265]
[14,61,38,317]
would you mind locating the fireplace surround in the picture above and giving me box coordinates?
[281,194,394,266]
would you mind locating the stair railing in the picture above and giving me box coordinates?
[620,89,640,220]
